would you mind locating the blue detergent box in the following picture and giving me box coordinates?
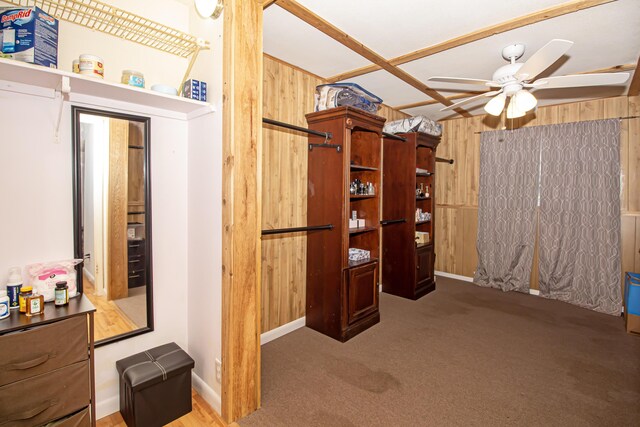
[183,79,207,102]
[0,7,58,68]
[625,272,640,334]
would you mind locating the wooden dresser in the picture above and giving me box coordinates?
[0,295,96,426]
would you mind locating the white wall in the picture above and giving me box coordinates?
[186,4,224,414]
[0,0,224,419]
[94,111,190,417]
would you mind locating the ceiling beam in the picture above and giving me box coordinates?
[628,56,640,96]
[394,92,487,111]
[328,0,617,83]
[273,0,472,117]
[393,63,636,111]
[262,0,277,8]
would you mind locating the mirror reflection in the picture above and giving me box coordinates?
[74,108,153,345]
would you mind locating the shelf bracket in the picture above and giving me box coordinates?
[54,76,71,144]
[178,40,208,96]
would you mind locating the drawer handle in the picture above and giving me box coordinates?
[129,244,141,248]
[129,260,140,264]
[2,399,58,423]
[129,275,141,279]
[3,353,52,371]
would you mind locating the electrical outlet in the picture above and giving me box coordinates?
[215,358,222,382]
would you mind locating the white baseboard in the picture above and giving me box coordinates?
[435,271,541,296]
[83,267,95,285]
[261,316,306,345]
[192,372,222,414]
[435,271,474,282]
[96,394,119,420]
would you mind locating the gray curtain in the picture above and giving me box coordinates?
[538,120,621,315]
[474,128,540,293]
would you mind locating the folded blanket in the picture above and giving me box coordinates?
[315,83,382,114]
[383,115,442,137]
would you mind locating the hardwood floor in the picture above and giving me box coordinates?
[83,273,138,341]
[97,389,229,426]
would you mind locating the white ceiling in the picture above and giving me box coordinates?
[263,0,640,121]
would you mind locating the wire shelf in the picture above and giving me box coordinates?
[4,0,209,57]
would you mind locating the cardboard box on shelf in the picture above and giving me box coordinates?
[0,6,58,68]
[415,231,429,245]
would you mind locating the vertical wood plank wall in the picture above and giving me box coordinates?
[434,96,640,292]
[261,55,408,332]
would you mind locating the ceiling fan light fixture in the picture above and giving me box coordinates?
[512,89,538,113]
[484,93,506,116]
[195,0,224,19]
[506,98,526,119]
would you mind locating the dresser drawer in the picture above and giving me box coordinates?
[0,360,90,427]
[127,255,145,273]
[44,407,90,427]
[128,271,146,288]
[128,239,145,256]
[0,316,88,387]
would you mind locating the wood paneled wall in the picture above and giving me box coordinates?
[434,96,640,292]
[261,55,408,332]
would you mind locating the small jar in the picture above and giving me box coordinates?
[79,54,104,79]
[0,290,9,320]
[55,281,69,306]
[19,286,33,313]
[72,59,80,73]
[25,293,44,317]
[121,69,145,88]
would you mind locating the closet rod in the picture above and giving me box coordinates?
[472,115,640,134]
[263,117,333,140]
[262,224,334,236]
[380,218,406,225]
[383,132,407,141]
[436,157,454,164]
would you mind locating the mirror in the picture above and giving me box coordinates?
[73,107,153,346]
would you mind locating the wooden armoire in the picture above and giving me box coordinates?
[381,132,440,300]
[305,106,385,342]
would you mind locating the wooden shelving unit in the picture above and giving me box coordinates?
[305,106,384,342]
[381,132,440,300]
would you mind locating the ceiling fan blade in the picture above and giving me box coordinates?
[440,90,502,111]
[516,39,574,81]
[532,72,630,90]
[428,76,499,86]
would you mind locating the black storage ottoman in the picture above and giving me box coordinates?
[115,342,195,427]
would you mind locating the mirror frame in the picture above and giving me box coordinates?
[72,106,154,347]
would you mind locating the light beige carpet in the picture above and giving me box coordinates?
[114,287,147,328]
[239,277,640,426]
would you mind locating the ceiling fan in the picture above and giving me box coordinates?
[427,39,630,118]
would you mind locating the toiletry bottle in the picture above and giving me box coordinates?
[6,267,22,310]
[19,286,33,313]
[25,293,44,317]
[0,290,9,320]
[55,281,69,306]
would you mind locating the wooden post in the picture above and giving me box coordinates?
[221,0,262,422]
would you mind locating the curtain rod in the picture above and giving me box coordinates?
[472,115,639,134]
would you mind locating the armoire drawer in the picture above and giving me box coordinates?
[0,316,88,387]
[0,360,90,427]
